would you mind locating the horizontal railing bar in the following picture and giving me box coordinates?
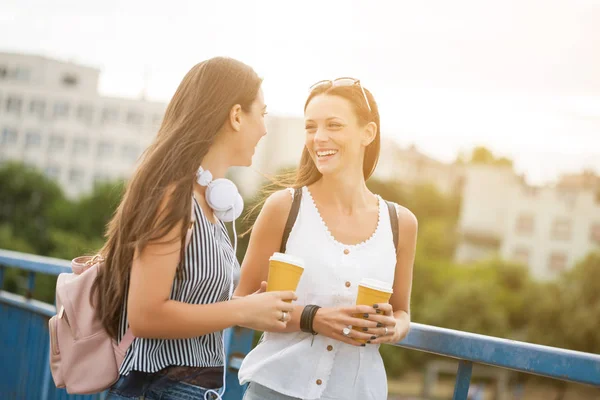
[394,323,600,386]
[2,248,599,387]
[0,249,71,276]
[1,290,56,317]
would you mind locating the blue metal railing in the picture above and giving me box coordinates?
[1,248,600,400]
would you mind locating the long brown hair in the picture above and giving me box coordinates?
[244,82,381,231]
[93,57,262,339]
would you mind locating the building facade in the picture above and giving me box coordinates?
[376,140,464,195]
[0,52,166,197]
[230,114,306,198]
[455,165,600,279]
[0,52,465,202]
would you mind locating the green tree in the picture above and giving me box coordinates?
[416,219,457,260]
[0,224,36,253]
[527,252,600,353]
[470,146,496,164]
[411,257,531,339]
[468,146,514,168]
[0,162,66,254]
[70,180,126,240]
[0,162,123,302]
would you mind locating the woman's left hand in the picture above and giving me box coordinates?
[363,303,410,345]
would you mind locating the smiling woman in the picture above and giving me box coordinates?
[298,78,381,184]
[235,78,418,400]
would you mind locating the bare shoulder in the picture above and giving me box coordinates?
[263,188,294,214]
[255,188,295,230]
[394,204,418,231]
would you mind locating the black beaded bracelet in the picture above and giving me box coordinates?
[300,305,321,335]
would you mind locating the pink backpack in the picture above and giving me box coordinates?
[49,209,195,394]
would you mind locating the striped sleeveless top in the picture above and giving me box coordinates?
[118,196,240,375]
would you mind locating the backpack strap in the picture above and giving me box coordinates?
[280,187,302,253]
[118,329,135,351]
[386,201,399,254]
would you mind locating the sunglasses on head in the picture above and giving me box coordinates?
[309,77,372,112]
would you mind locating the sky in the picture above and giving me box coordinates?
[1,0,599,184]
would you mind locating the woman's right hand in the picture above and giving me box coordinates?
[312,305,380,346]
[238,291,297,332]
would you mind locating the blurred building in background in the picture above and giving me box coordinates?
[376,139,464,195]
[233,135,465,198]
[3,51,598,280]
[230,114,305,198]
[0,52,465,200]
[0,52,165,198]
[456,165,600,279]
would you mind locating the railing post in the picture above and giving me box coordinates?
[453,360,473,400]
[0,264,4,289]
[26,271,36,299]
[224,326,255,400]
[422,362,437,399]
[40,345,51,400]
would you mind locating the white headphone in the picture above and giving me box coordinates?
[197,165,241,400]
[196,166,244,222]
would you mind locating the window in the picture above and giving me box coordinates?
[97,142,113,157]
[48,135,65,151]
[512,247,530,265]
[94,172,111,184]
[515,214,534,235]
[25,131,42,149]
[72,137,89,154]
[548,253,567,273]
[126,110,144,125]
[557,190,577,208]
[29,99,46,118]
[45,165,61,180]
[62,74,79,87]
[591,223,600,245]
[69,168,84,185]
[54,102,70,118]
[551,218,572,241]
[6,96,22,115]
[101,108,119,124]
[15,67,31,82]
[122,144,141,162]
[523,187,539,197]
[77,105,94,124]
[1,127,18,145]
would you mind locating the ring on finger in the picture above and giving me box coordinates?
[384,327,388,336]
[280,311,288,322]
[342,326,352,337]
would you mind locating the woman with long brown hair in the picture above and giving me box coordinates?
[235,79,418,400]
[96,57,297,400]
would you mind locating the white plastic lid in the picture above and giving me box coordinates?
[359,278,393,293]
[269,252,304,269]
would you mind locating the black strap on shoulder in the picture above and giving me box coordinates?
[386,201,399,254]
[280,189,398,254]
[280,188,302,253]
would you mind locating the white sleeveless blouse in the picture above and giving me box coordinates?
[238,186,398,400]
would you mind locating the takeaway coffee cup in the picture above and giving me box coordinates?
[353,278,393,340]
[266,252,304,302]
